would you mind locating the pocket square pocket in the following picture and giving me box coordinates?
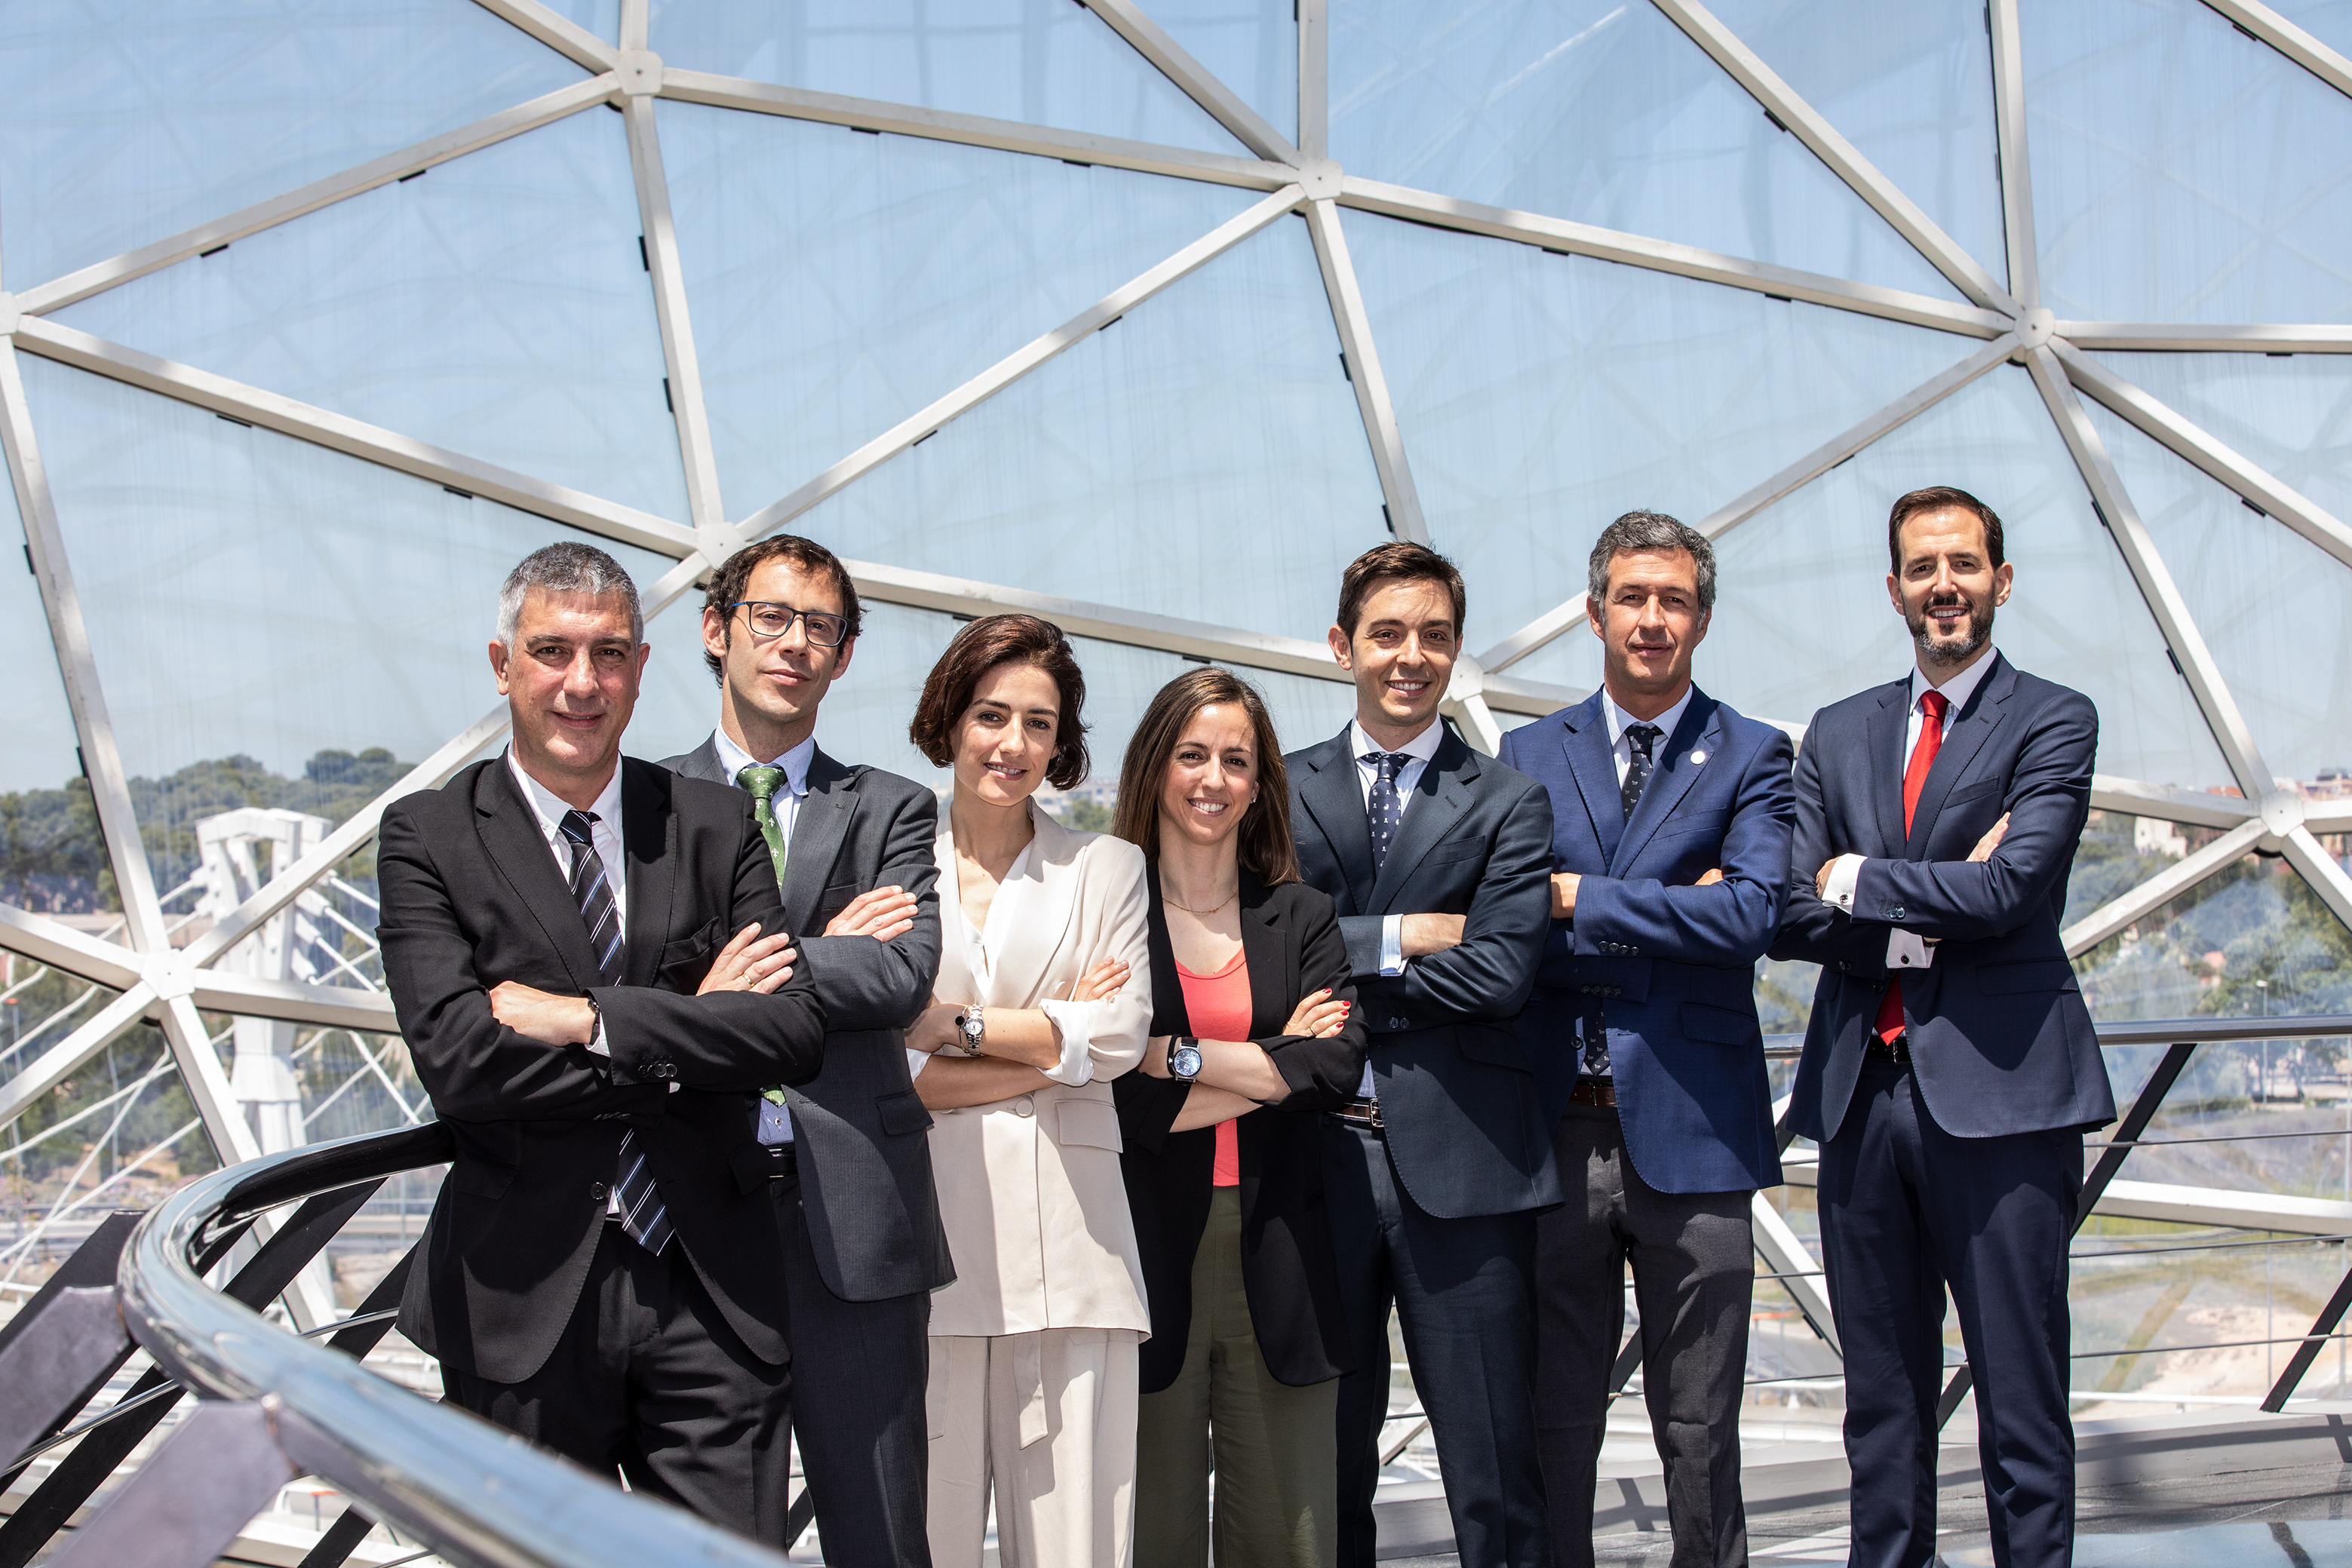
[658,916,726,976]
[1055,1097,1124,1152]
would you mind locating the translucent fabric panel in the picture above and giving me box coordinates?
[53,111,690,523]
[1144,0,1299,144]
[2087,351,2352,537]
[659,102,1251,523]
[1345,212,1967,687]
[788,215,1389,646]
[2079,399,2352,788]
[2024,0,2352,323]
[21,358,674,836]
[648,0,1245,155]
[0,476,83,796]
[0,0,583,290]
[2071,848,2351,1020]
[1704,366,2231,788]
[542,0,620,43]
[1705,0,2006,287]
[1328,0,1958,296]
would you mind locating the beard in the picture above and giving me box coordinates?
[1907,590,1994,664]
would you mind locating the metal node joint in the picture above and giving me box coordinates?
[616,49,663,97]
[2261,789,2307,837]
[1294,158,1343,202]
[146,952,198,1002]
[2015,305,2056,351]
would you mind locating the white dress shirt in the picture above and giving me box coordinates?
[1601,684,1696,790]
[1821,649,2000,971]
[710,728,818,1144]
[1347,717,1446,1098]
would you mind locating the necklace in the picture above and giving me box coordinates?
[1162,884,1239,916]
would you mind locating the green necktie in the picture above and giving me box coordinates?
[737,764,789,885]
[736,763,791,1108]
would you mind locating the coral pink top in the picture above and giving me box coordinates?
[1176,948,1252,1187]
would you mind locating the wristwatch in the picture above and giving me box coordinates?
[1168,1036,1202,1083]
[956,1003,987,1056]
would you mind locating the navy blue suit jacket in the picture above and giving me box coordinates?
[1498,688,1794,1195]
[1288,726,1560,1220]
[1773,652,2116,1143]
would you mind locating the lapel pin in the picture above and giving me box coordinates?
[1690,750,1708,766]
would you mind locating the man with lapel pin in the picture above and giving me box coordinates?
[1496,512,1795,1568]
[379,542,827,1538]
[1773,486,2110,1568]
[1288,542,1558,1568]
[661,533,948,1568]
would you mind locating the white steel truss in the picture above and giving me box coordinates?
[0,0,2347,1398]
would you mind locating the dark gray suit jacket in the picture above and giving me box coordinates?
[1288,725,1561,1220]
[662,736,954,1301]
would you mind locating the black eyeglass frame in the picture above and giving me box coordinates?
[729,600,852,648]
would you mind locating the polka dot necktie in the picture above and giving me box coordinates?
[1620,723,1663,822]
[559,809,671,1257]
[1365,752,1411,872]
[736,764,790,884]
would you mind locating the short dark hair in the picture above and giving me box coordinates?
[1336,541,1466,637]
[1586,510,1716,612]
[701,535,864,683]
[1887,486,2005,574]
[1113,668,1299,884]
[908,615,1090,790]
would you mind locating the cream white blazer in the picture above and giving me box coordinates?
[925,802,1155,1339]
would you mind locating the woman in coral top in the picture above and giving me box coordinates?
[1113,668,1371,1568]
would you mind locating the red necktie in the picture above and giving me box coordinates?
[1873,689,1948,1045]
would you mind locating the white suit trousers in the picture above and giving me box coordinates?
[926,1327,1141,1568]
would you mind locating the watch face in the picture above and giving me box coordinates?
[1171,1045,1202,1080]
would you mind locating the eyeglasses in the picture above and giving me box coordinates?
[731,601,850,648]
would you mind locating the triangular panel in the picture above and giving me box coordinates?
[2,1014,222,1213]
[2025,0,2352,321]
[539,0,621,44]
[52,109,690,523]
[2071,845,2352,1022]
[658,100,1254,523]
[0,471,83,799]
[20,357,680,857]
[2080,396,2352,790]
[649,0,1248,156]
[1345,209,1968,689]
[1706,0,2007,289]
[1141,0,1300,145]
[1700,365,2234,790]
[2088,350,2352,531]
[1328,0,1961,296]
[784,213,1390,647]
[0,0,585,290]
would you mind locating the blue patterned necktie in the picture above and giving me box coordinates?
[559,809,671,1256]
[1620,723,1663,823]
[1365,752,1411,872]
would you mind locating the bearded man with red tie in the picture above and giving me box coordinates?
[1773,486,2113,1568]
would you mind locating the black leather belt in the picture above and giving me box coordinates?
[1567,1079,1618,1108]
[761,1140,800,1176]
[1328,1098,1383,1131]
[1865,1034,1913,1064]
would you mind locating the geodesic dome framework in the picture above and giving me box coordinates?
[0,0,2347,1347]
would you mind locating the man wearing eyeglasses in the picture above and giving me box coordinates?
[662,535,950,1568]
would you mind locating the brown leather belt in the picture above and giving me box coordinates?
[1329,1098,1383,1130]
[1865,1034,1913,1064]
[1567,1079,1618,1109]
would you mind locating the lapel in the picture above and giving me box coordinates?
[1905,653,2014,858]
[929,816,979,1005]
[1236,879,1289,1040]
[670,735,728,786]
[1142,870,1187,1036]
[936,802,1081,1008]
[1611,690,1721,876]
[778,747,857,926]
[1293,730,1375,916]
[1864,679,1911,858]
[1557,692,1624,868]
[472,756,605,992]
[619,758,677,987]
[1367,729,1478,915]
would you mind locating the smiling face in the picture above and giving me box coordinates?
[702,555,855,759]
[490,588,648,805]
[1887,505,2012,676]
[1330,577,1457,750]
[1156,703,1258,857]
[951,661,1061,809]
[1587,546,1709,714]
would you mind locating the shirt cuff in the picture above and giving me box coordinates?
[584,1020,609,1057]
[1822,854,1865,915]
[1034,999,1100,1087]
[1886,928,1936,972]
[1379,914,1407,977]
[906,1047,931,1079]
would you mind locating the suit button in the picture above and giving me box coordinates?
[1389,1016,1408,1030]
[1890,907,1907,922]
[1838,961,1850,974]
[1014,1097,1034,1118]
[589,1181,609,1202]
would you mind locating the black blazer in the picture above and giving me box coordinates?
[1287,726,1560,1219]
[1115,871,1369,1392]
[1773,653,2115,1141]
[379,756,827,1383]
[662,737,954,1300]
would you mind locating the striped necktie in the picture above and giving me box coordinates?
[559,809,671,1256]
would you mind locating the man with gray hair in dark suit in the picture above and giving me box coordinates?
[660,533,949,1568]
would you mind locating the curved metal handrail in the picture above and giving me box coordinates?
[115,1125,789,1568]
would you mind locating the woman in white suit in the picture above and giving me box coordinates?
[900,613,1154,1568]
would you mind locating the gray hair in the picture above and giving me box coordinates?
[496,542,644,648]
[1586,510,1716,613]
